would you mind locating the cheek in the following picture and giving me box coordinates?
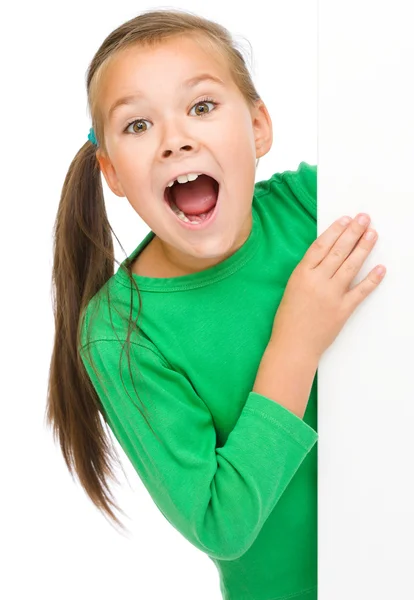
[121,162,152,191]
[111,153,140,180]
[218,117,256,157]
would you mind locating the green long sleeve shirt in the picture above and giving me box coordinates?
[80,162,318,600]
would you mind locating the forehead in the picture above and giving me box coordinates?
[99,35,234,115]
[107,34,229,75]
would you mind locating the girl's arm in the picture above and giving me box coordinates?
[253,333,319,419]
[80,338,317,561]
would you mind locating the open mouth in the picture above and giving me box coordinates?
[164,174,220,226]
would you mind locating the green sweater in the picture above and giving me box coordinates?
[80,162,318,600]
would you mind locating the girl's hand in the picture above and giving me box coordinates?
[270,214,386,360]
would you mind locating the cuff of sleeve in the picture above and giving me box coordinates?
[244,392,318,451]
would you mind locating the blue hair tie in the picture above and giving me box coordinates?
[88,127,98,147]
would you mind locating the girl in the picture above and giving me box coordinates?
[46,9,386,600]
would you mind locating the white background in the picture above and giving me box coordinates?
[318,1,414,598]
[3,0,412,599]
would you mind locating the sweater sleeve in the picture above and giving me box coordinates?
[80,338,318,561]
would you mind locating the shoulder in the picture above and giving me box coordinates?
[281,162,317,213]
[254,162,317,220]
[78,276,135,352]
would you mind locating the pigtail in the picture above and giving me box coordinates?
[46,140,127,532]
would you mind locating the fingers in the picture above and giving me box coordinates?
[319,214,372,279]
[343,263,386,314]
[333,226,378,288]
[302,213,386,313]
[303,215,356,270]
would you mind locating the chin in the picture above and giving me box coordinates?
[183,233,239,260]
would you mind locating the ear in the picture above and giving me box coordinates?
[251,99,273,159]
[96,150,126,197]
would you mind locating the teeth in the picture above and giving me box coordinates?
[166,172,210,225]
[167,172,202,187]
[169,200,212,225]
[178,173,199,183]
[170,201,191,223]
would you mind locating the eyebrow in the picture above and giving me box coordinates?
[108,73,225,120]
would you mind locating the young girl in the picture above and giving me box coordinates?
[46,9,386,600]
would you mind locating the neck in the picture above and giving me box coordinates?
[156,213,253,276]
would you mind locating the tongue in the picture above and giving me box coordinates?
[170,174,218,215]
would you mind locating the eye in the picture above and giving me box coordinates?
[189,99,217,117]
[124,119,152,135]
[123,98,218,136]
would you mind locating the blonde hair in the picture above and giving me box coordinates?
[46,8,262,533]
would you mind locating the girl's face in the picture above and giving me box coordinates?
[97,35,272,274]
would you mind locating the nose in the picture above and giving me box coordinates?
[162,144,193,158]
[160,119,197,158]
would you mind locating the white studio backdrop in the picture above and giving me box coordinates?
[0,2,316,599]
[318,1,414,598]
